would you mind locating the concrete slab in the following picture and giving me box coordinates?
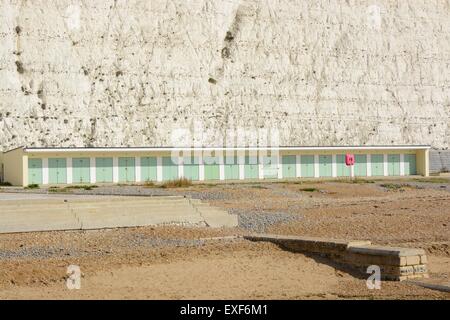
[347,245,426,257]
[0,194,237,233]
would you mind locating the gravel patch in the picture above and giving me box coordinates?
[127,235,205,248]
[230,209,301,233]
[400,182,450,192]
[0,246,82,260]
[0,186,176,197]
[264,184,302,198]
[0,233,235,261]
[70,186,174,197]
[179,191,233,201]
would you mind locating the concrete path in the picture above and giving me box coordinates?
[0,194,238,233]
[0,193,107,201]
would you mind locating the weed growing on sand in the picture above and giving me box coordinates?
[144,180,156,187]
[160,178,193,188]
[251,185,269,189]
[65,185,98,191]
[48,185,98,192]
[299,187,318,192]
[411,178,450,184]
[380,183,419,191]
[48,187,67,193]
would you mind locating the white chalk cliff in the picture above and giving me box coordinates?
[0,0,449,150]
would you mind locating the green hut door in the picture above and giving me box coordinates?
[371,154,384,176]
[224,156,239,180]
[183,157,199,181]
[96,158,113,183]
[72,158,91,183]
[203,157,220,180]
[319,155,332,177]
[300,155,314,177]
[244,156,258,179]
[28,158,43,185]
[282,156,296,178]
[119,157,135,182]
[48,158,67,184]
[354,155,367,177]
[141,157,157,182]
[388,154,400,176]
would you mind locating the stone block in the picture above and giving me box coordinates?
[347,245,426,257]
[405,255,421,266]
[419,255,428,264]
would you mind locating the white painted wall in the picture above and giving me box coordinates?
[113,157,119,183]
[135,157,141,182]
[314,155,320,178]
[90,157,96,183]
[366,154,372,177]
[156,156,163,182]
[67,157,73,184]
[296,155,301,178]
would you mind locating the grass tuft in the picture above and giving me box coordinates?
[65,185,98,191]
[160,178,193,188]
[380,183,418,191]
[144,180,156,188]
[299,187,318,192]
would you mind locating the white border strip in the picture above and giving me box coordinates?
[22,145,431,153]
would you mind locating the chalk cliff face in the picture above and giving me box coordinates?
[0,0,449,150]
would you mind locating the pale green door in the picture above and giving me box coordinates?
[319,155,332,177]
[371,154,384,176]
[244,156,258,179]
[388,154,400,176]
[48,158,67,184]
[404,154,417,175]
[282,156,296,178]
[224,156,239,180]
[336,155,351,177]
[96,157,113,183]
[119,157,135,182]
[204,156,220,180]
[72,158,90,183]
[263,156,278,179]
[162,157,178,181]
[354,155,367,177]
[28,158,43,185]
[183,157,199,181]
[301,155,314,177]
[141,157,157,182]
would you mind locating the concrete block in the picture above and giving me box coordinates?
[244,234,429,281]
[406,255,421,266]
[347,245,425,257]
[419,255,428,264]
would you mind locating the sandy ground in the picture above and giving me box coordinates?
[0,178,449,299]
